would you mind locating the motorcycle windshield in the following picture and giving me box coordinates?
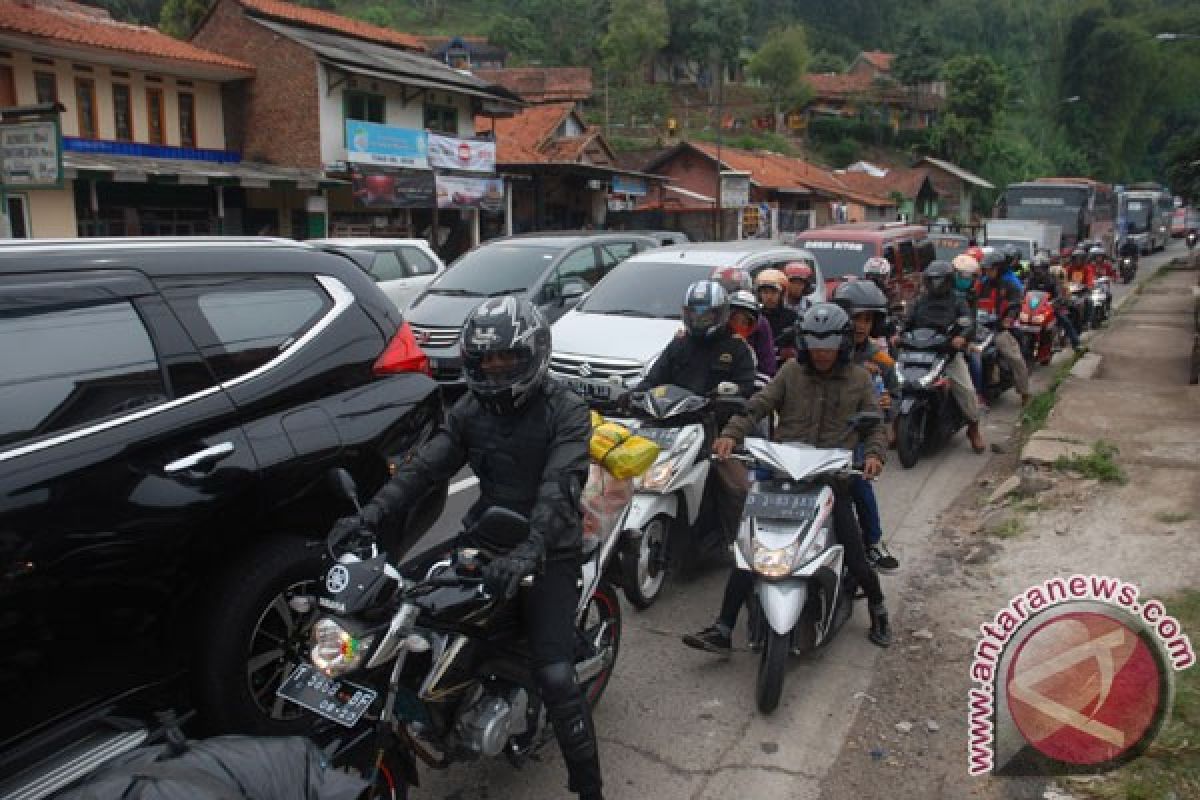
[744,438,853,480]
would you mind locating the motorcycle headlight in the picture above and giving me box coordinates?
[751,540,800,577]
[639,454,683,491]
[311,617,375,678]
[893,365,905,388]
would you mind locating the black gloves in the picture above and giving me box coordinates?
[328,503,384,552]
[615,391,633,413]
[483,533,545,600]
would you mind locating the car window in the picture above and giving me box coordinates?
[578,261,707,319]
[400,246,439,277]
[435,244,559,294]
[369,250,407,282]
[161,277,330,383]
[0,300,167,448]
[600,242,636,268]
[542,247,601,301]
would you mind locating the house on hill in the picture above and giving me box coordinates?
[798,50,944,133]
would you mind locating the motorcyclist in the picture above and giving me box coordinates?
[1118,236,1140,266]
[754,268,798,361]
[1027,253,1084,354]
[951,253,988,408]
[713,267,776,376]
[862,256,900,337]
[682,303,893,655]
[977,250,1032,406]
[903,261,986,453]
[1088,245,1115,281]
[783,261,816,314]
[1002,243,1027,281]
[330,297,604,800]
[629,280,757,546]
[1067,246,1095,288]
[832,280,900,574]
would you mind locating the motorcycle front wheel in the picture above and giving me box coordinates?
[581,580,623,707]
[756,627,790,714]
[896,406,925,469]
[362,757,408,800]
[620,515,670,610]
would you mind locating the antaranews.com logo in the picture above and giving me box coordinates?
[968,574,1195,776]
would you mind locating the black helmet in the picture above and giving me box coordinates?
[980,250,1007,272]
[832,279,889,338]
[922,260,955,297]
[1002,244,1019,263]
[1032,252,1050,272]
[681,279,730,340]
[460,296,551,415]
[795,302,854,365]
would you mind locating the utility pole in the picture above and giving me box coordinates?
[714,54,724,241]
[604,68,610,137]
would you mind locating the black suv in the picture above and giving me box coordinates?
[0,238,447,797]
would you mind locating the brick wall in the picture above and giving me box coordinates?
[192,0,321,168]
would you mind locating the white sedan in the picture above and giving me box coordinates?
[310,238,445,311]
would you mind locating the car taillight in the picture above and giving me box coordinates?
[374,322,431,376]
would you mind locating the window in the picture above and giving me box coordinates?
[368,250,407,282]
[599,242,636,269]
[0,65,14,107]
[6,195,28,238]
[0,300,167,447]
[146,88,164,144]
[424,104,458,134]
[399,246,438,276]
[345,90,385,124]
[112,84,133,141]
[75,77,97,139]
[34,71,57,105]
[542,247,600,302]
[178,91,196,148]
[160,277,330,383]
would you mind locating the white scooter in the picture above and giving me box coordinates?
[732,414,881,713]
[609,383,743,609]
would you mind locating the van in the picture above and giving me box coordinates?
[795,222,936,310]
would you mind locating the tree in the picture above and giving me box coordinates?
[809,50,849,73]
[159,0,210,38]
[941,54,1009,128]
[892,23,941,87]
[488,14,545,64]
[747,26,812,131]
[601,0,670,86]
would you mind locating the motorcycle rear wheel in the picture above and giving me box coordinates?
[581,580,623,707]
[756,627,790,714]
[896,408,925,469]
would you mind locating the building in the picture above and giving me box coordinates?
[192,0,522,248]
[799,50,944,132]
[421,35,506,70]
[477,103,662,233]
[914,156,994,225]
[838,162,940,222]
[472,67,593,105]
[0,0,339,238]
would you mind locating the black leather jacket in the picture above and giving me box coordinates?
[904,289,974,340]
[636,329,757,398]
[364,380,591,562]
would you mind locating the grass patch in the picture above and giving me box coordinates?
[1154,510,1194,524]
[1020,350,1086,435]
[991,517,1025,538]
[1079,591,1200,800]
[1054,440,1126,483]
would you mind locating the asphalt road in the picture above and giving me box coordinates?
[395,244,1170,799]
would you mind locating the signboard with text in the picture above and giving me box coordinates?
[1,120,62,187]
[612,175,648,196]
[428,133,496,173]
[721,171,750,209]
[351,168,435,208]
[437,175,505,212]
[345,121,428,169]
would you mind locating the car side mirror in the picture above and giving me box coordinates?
[561,281,587,302]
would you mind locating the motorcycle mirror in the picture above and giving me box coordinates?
[328,467,362,513]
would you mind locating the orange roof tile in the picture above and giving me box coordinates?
[477,103,576,163]
[804,72,874,95]
[474,68,593,104]
[0,0,252,73]
[237,0,424,51]
[860,50,895,72]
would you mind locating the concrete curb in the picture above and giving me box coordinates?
[1069,353,1102,380]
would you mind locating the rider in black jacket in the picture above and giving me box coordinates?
[333,297,604,800]
[1027,253,1082,352]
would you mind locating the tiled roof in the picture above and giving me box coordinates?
[804,72,874,95]
[473,68,593,104]
[0,0,252,73]
[237,0,424,51]
[837,168,931,200]
[860,50,895,72]
[477,103,575,163]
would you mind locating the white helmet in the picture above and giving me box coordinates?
[729,289,760,319]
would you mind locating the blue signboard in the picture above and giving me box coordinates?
[611,175,648,196]
[345,121,429,169]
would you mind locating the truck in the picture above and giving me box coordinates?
[983,219,1063,264]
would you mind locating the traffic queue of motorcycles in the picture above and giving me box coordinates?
[133,241,1141,800]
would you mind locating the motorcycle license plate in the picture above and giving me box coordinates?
[901,351,937,365]
[1018,324,1042,334]
[565,377,611,401]
[276,662,377,728]
[745,489,817,521]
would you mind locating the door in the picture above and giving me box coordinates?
[0,272,259,744]
[395,244,443,310]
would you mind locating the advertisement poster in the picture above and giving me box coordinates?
[1,120,62,187]
[345,121,428,169]
[437,175,505,212]
[611,175,648,196]
[351,169,435,208]
[428,133,496,173]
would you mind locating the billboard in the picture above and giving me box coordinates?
[436,175,505,212]
[345,121,428,169]
[428,133,496,173]
[351,168,435,208]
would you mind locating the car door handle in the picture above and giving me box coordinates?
[165,442,236,474]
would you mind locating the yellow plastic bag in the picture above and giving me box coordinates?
[602,436,660,480]
[590,410,604,429]
[589,421,631,464]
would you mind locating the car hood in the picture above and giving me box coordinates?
[406,291,516,327]
[551,310,681,363]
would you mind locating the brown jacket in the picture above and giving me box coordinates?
[721,359,887,462]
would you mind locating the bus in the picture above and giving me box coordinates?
[1119,187,1170,254]
[994,178,1117,254]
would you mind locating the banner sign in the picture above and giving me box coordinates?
[428,133,495,173]
[1,120,62,187]
[351,168,435,208]
[346,121,428,169]
[611,175,647,196]
[437,175,505,212]
[721,172,750,209]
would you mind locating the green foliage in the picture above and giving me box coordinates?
[93,0,165,25]
[809,50,849,73]
[747,26,811,126]
[691,129,797,157]
[1154,510,1193,524]
[664,0,748,66]
[158,0,209,38]
[358,5,394,28]
[607,85,672,125]
[1165,132,1200,205]
[892,23,942,86]
[1054,440,1126,483]
[941,55,1008,127]
[601,0,669,86]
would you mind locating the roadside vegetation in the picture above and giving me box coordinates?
[1054,440,1126,484]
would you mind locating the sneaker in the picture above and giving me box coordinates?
[682,625,732,656]
[868,604,893,648]
[866,543,900,574]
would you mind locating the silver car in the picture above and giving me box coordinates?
[549,242,826,404]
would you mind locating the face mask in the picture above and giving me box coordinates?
[955,275,974,291]
[730,319,754,339]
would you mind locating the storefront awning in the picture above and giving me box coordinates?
[63,152,345,189]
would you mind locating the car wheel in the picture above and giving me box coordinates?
[194,534,324,734]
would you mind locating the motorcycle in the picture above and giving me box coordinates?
[972,310,1018,400]
[1119,255,1137,284]
[1015,291,1058,367]
[275,470,623,798]
[1089,276,1113,329]
[1187,230,1198,251]
[1067,281,1091,334]
[729,414,882,713]
[609,383,744,609]
[893,326,969,469]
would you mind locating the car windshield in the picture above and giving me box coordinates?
[579,261,708,319]
[432,244,560,294]
[987,238,1032,260]
[796,240,871,280]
